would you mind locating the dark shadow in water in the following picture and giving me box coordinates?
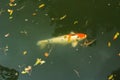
[0,65,19,80]
[41,0,120,37]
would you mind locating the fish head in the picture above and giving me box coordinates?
[76,33,87,41]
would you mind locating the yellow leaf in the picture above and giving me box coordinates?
[108,41,111,47]
[23,51,27,55]
[108,74,113,80]
[21,71,27,74]
[39,4,45,8]
[60,14,67,20]
[8,9,13,15]
[113,32,119,40]
[73,21,78,24]
[34,58,45,66]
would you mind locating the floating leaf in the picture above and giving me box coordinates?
[108,74,113,80]
[113,32,119,40]
[108,41,111,47]
[21,66,32,75]
[23,51,27,55]
[39,4,45,8]
[34,58,45,66]
[73,21,78,24]
[44,52,49,57]
[10,0,15,3]
[4,33,10,38]
[8,9,13,15]
[60,14,67,20]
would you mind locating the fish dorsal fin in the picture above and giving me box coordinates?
[71,41,78,47]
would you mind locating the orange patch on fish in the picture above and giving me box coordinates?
[77,33,87,39]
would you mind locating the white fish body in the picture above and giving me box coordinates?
[37,33,87,49]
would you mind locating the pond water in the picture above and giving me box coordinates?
[0,0,120,80]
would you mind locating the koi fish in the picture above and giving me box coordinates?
[37,33,87,49]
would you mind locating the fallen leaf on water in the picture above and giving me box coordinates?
[10,0,15,3]
[23,50,27,55]
[113,32,119,40]
[73,69,80,78]
[8,9,13,15]
[25,19,28,21]
[44,52,49,57]
[9,3,17,7]
[51,18,55,21]
[32,12,37,16]
[108,74,113,80]
[9,16,13,19]
[4,33,10,38]
[21,66,32,75]
[117,53,120,56]
[39,4,45,8]
[73,21,78,24]
[20,30,28,36]
[60,14,67,20]
[34,58,45,66]
[108,41,111,47]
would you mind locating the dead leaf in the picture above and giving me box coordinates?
[60,14,67,20]
[34,58,45,66]
[108,41,111,47]
[113,32,119,40]
[39,4,45,8]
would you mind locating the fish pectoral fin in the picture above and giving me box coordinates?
[71,41,78,47]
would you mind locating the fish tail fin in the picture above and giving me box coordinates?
[37,40,48,49]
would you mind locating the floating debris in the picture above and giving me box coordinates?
[9,16,13,19]
[73,69,80,78]
[108,74,113,80]
[0,45,9,55]
[32,12,37,16]
[108,41,111,47]
[21,66,32,75]
[39,3,45,8]
[107,3,111,6]
[34,58,45,66]
[17,6,25,11]
[8,9,13,15]
[9,3,17,7]
[60,14,67,20]
[117,53,120,56]
[10,0,15,3]
[22,50,27,55]
[44,52,49,57]
[73,21,78,24]
[9,0,17,7]
[25,19,28,21]
[80,39,96,47]
[113,32,119,40]
[4,33,10,38]
[20,30,28,36]
[51,18,55,21]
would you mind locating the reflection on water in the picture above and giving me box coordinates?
[0,0,120,80]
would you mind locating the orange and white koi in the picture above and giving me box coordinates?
[37,33,87,49]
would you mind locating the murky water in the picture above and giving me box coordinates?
[0,0,120,80]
